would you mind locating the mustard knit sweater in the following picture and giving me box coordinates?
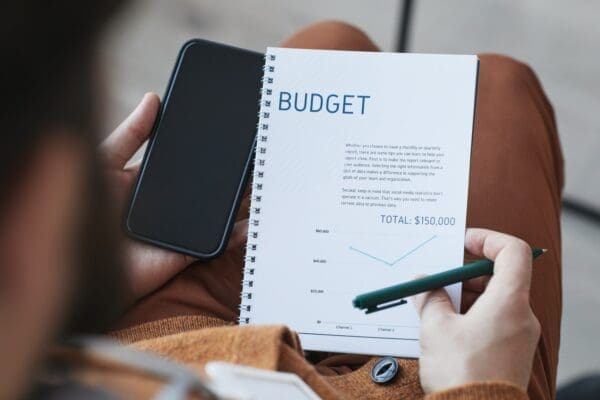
[65,315,527,399]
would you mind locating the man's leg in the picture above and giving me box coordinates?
[467,54,563,400]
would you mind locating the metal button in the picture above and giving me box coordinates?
[371,356,399,384]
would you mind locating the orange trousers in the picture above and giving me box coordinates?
[117,21,563,400]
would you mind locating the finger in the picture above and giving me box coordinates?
[227,219,248,250]
[412,284,455,321]
[460,276,490,312]
[101,92,160,169]
[235,183,252,222]
[125,240,196,299]
[465,228,519,260]
[123,159,142,174]
[462,275,490,293]
[461,289,482,313]
[465,228,533,295]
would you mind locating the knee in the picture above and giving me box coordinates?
[311,21,377,49]
[475,54,561,170]
[477,53,556,125]
[478,54,539,93]
[282,20,379,52]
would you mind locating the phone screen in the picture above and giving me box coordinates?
[127,40,263,257]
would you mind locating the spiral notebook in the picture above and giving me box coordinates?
[239,48,479,357]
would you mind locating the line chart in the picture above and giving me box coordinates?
[348,234,437,267]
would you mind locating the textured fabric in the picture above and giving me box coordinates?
[467,54,563,400]
[111,315,227,344]
[111,316,424,399]
[100,21,562,400]
[425,382,528,400]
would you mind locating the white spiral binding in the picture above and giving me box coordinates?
[238,51,276,325]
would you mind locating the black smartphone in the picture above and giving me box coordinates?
[126,39,263,259]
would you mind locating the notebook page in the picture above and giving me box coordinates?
[241,48,478,357]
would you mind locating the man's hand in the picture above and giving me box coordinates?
[100,93,197,302]
[413,228,541,393]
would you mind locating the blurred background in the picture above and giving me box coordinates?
[100,0,599,385]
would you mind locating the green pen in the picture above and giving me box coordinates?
[353,248,547,314]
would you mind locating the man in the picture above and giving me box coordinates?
[0,1,562,399]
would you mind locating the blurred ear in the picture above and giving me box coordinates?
[0,133,85,400]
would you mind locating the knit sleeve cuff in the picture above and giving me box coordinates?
[425,381,528,400]
[109,315,229,344]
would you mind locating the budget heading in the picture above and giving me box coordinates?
[278,91,371,115]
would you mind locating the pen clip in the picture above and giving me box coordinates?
[365,299,408,314]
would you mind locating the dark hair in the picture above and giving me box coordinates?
[1,0,124,177]
[0,0,128,333]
